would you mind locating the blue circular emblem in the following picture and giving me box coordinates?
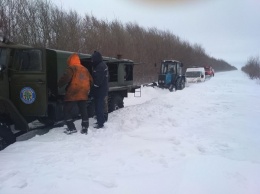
[20,87,36,104]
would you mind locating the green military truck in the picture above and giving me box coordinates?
[0,37,140,150]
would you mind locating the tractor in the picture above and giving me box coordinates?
[157,60,186,91]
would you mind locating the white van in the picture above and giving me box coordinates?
[185,67,206,83]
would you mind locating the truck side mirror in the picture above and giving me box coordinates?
[201,75,204,78]
[0,64,7,73]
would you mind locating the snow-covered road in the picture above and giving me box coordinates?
[1,70,260,194]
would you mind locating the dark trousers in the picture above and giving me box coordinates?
[104,96,108,122]
[95,96,105,126]
[64,100,89,130]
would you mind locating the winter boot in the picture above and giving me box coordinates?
[65,120,77,134]
[81,126,88,134]
[94,124,104,129]
[81,121,89,134]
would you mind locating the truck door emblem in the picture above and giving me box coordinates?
[20,87,36,104]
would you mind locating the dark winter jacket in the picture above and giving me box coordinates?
[91,51,108,97]
[58,53,93,101]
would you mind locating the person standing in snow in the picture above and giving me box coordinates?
[90,51,109,128]
[58,53,93,134]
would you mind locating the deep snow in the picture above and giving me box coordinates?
[0,70,260,194]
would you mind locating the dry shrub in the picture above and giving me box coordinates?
[241,56,260,79]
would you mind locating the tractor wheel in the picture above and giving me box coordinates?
[0,123,16,151]
[176,78,185,90]
[108,94,124,113]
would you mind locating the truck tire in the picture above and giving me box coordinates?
[0,123,16,151]
[108,94,124,113]
[38,117,55,126]
[176,78,185,90]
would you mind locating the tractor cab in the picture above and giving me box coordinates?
[158,60,185,91]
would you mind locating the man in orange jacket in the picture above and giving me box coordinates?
[58,53,93,134]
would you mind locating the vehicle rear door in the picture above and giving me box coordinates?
[9,48,47,116]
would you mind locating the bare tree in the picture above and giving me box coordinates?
[2,0,236,84]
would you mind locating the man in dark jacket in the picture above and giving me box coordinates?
[91,51,109,128]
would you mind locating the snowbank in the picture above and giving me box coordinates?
[0,70,260,194]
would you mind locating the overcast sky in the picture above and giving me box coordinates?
[52,0,260,68]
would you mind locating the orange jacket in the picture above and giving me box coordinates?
[58,53,93,101]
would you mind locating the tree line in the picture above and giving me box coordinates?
[241,56,260,80]
[0,0,237,84]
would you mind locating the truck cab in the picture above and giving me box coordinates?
[204,66,215,77]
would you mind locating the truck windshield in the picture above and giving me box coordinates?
[186,71,201,77]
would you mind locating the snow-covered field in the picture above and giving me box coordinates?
[1,70,260,194]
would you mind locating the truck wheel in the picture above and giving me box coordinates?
[0,123,16,151]
[108,95,124,113]
[38,117,55,126]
